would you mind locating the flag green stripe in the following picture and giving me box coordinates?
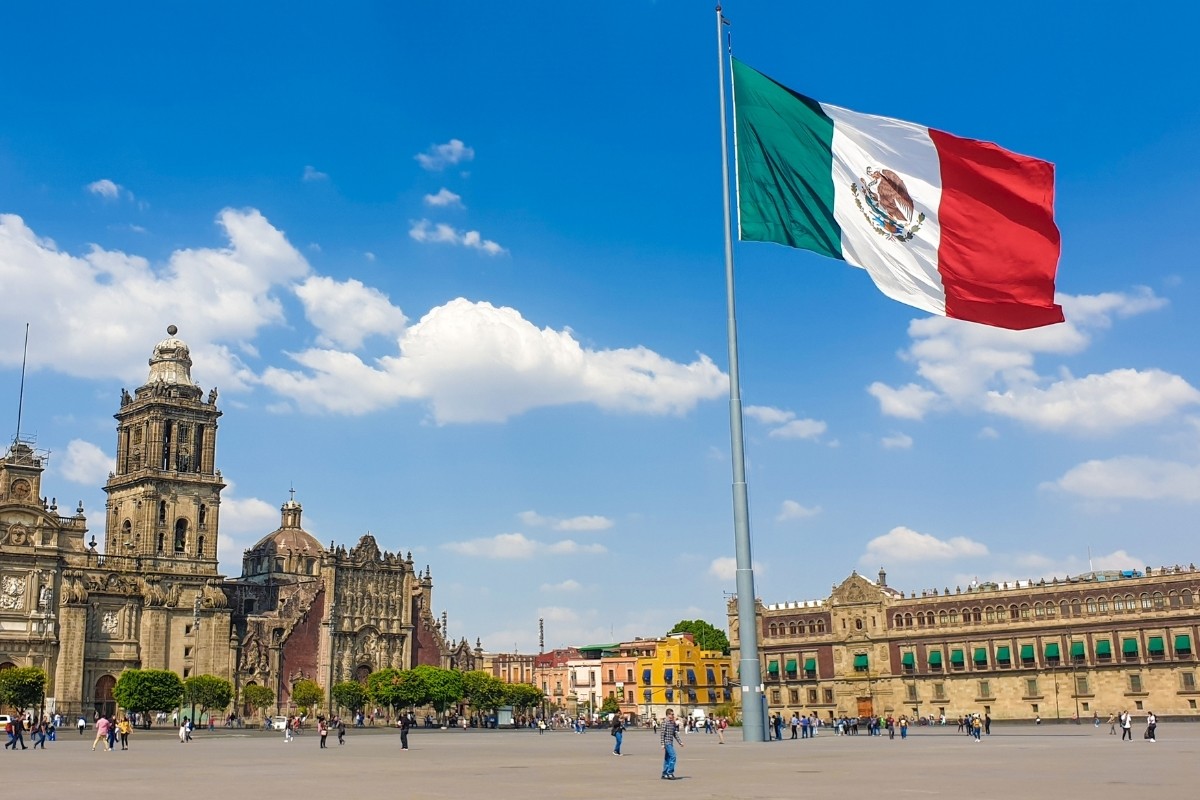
[732,58,841,259]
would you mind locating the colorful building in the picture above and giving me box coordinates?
[635,632,731,721]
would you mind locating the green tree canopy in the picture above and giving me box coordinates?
[410,665,463,717]
[113,669,184,715]
[504,683,544,711]
[460,671,507,713]
[0,666,47,712]
[183,674,233,717]
[670,619,731,654]
[331,680,369,714]
[291,679,324,714]
[242,684,274,715]
[366,668,418,712]
[599,696,621,715]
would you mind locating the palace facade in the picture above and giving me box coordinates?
[729,568,1200,721]
[0,327,477,719]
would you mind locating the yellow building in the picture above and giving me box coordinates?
[635,632,730,721]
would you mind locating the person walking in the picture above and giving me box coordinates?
[1107,713,1117,734]
[717,716,726,744]
[610,714,625,756]
[77,716,86,736]
[178,719,188,744]
[398,711,410,751]
[118,717,132,750]
[1121,710,1133,741]
[284,716,293,743]
[93,716,111,751]
[1145,712,1157,742]
[899,716,908,740]
[660,708,684,780]
[318,718,328,748]
[337,717,346,745]
[971,715,982,741]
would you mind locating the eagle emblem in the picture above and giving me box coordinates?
[851,167,925,242]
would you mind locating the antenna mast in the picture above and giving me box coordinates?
[14,323,29,444]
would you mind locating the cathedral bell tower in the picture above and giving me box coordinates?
[103,326,225,573]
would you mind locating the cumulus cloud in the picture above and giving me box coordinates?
[768,419,827,440]
[0,209,309,392]
[1044,456,1200,502]
[58,439,113,485]
[881,432,913,449]
[708,556,765,581]
[86,179,122,200]
[540,579,582,592]
[744,405,794,425]
[867,288,1194,434]
[415,139,474,171]
[423,188,464,208]
[862,526,989,563]
[215,491,281,573]
[259,298,728,422]
[409,219,504,255]
[294,275,408,350]
[776,500,821,522]
[519,510,613,532]
[443,533,606,559]
[302,165,328,182]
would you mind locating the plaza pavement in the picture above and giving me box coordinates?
[3,721,1197,798]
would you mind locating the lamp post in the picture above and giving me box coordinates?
[1070,661,1081,723]
[1052,664,1061,722]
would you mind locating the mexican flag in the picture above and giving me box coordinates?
[732,58,1063,331]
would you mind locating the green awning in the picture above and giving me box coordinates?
[996,645,1011,662]
[767,660,779,674]
[950,649,965,665]
[1148,636,1164,654]
[853,654,869,669]
[1123,638,1139,655]
[1020,644,1035,661]
[1096,639,1112,656]
[1176,634,1192,652]
[973,648,987,664]
[803,658,816,672]
[1045,643,1060,659]
[1070,641,1086,658]
[928,650,943,665]
[785,659,798,673]
[901,652,915,667]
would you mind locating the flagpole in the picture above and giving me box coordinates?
[715,4,765,743]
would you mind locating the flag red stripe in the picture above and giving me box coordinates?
[929,129,1064,330]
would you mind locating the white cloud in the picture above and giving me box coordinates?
[707,556,765,580]
[862,526,989,563]
[1044,456,1200,502]
[744,405,794,425]
[553,515,614,532]
[294,275,408,350]
[86,179,121,200]
[540,579,582,592]
[443,532,606,559]
[215,492,280,573]
[259,298,728,422]
[409,219,505,255]
[302,165,328,182]
[58,439,113,485]
[423,188,464,208]
[0,209,309,392]
[415,139,475,171]
[518,510,550,527]
[768,419,827,440]
[776,500,821,522]
[881,432,913,449]
[951,549,1146,588]
[978,427,999,439]
[867,288,1190,434]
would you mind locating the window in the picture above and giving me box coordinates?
[986,607,996,623]
[770,690,780,704]
[789,623,798,636]
[174,519,187,553]
[1113,595,1125,611]
[1182,672,1196,691]
[1141,594,1152,610]
[1020,604,1030,620]
[973,607,982,622]
[184,646,193,658]
[822,688,834,704]
[808,688,818,703]
[816,620,825,633]
[1098,597,1108,612]
[1153,593,1164,610]
[182,668,190,678]
[627,669,634,683]
[933,682,946,701]
[1129,674,1142,693]
[1035,603,1045,618]
[607,670,614,682]
[1045,603,1056,618]
[1025,678,1039,697]
[894,614,903,628]
[1086,599,1097,614]
[906,684,918,701]
[1075,675,1089,695]
[950,610,960,624]
[904,613,912,627]
[855,618,863,630]
[159,501,167,523]
[769,624,777,637]
[196,535,204,557]
[789,689,799,703]
[184,624,193,635]
[978,680,991,698]
[198,504,207,525]
[156,532,165,552]
[1070,599,1080,617]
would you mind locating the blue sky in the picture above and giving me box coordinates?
[2,1,1199,653]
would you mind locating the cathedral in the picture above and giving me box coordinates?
[0,327,479,719]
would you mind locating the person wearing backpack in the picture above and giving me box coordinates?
[610,714,625,756]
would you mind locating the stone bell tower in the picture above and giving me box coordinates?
[103,325,225,573]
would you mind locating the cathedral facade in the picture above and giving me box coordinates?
[0,327,477,719]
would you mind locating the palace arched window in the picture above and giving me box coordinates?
[816,620,825,634]
[196,535,204,558]
[985,607,996,623]
[790,623,798,636]
[939,611,948,625]
[159,501,167,523]
[199,504,207,525]
[1070,599,1081,616]
[904,613,913,627]
[1140,593,1152,610]
[174,519,187,553]
[1152,592,1164,610]
[769,624,777,637]
[1113,595,1125,611]
[894,614,903,628]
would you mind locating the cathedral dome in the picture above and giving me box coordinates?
[146,324,196,387]
[243,497,324,580]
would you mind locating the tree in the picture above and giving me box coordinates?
[242,684,274,718]
[599,695,621,715]
[291,679,324,715]
[504,683,544,712]
[669,619,731,654]
[366,668,418,714]
[460,671,506,715]
[0,666,47,713]
[331,680,368,715]
[410,665,463,720]
[183,674,233,723]
[113,669,184,718]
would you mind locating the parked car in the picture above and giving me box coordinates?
[270,715,288,731]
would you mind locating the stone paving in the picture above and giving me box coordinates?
[3,722,1197,798]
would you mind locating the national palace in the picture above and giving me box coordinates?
[729,567,1200,721]
[0,327,476,719]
